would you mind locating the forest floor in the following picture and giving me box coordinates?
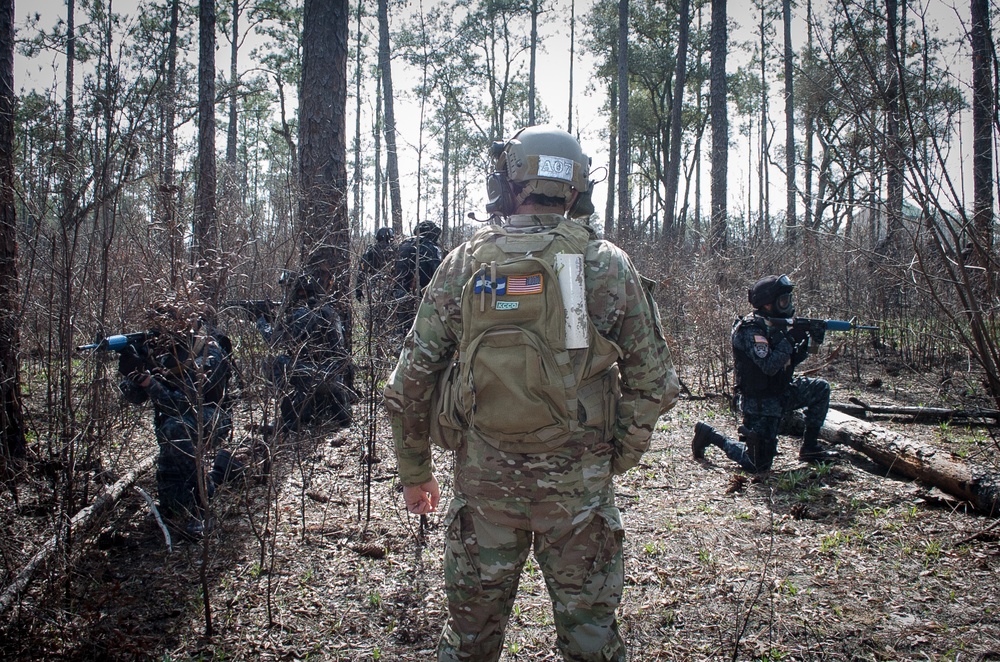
[2,354,1000,661]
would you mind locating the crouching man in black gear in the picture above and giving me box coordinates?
[692,274,841,472]
[118,300,241,537]
[257,271,356,433]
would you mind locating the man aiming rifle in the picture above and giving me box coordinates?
[692,274,875,473]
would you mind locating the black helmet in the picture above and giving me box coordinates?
[279,270,320,299]
[415,221,441,242]
[748,274,795,317]
[375,227,394,243]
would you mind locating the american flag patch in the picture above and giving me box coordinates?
[507,273,543,295]
[753,335,767,344]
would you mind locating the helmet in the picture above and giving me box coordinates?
[415,221,441,242]
[375,227,394,243]
[748,274,795,317]
[279,270,320,299]
[486,125,591,216]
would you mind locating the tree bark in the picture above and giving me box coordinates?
[971,0,993,292]
[0,0,25,464]
[567,0,575,133]
[299,0,352,362]
[663,0,689,242]
[794,410,1000,517]
[163,0,181,285]
[616,0,631,241]
[783,0,796,242]
[194,0,218,301]
[709,0,728,253]
[882,0,903,259]
[377,0,403,235]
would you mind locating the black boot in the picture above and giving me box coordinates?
[692,422,726,459]
[798,426,841,463]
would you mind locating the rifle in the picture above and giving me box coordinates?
[76,330,157,353]
[224,299,280,323]
[775,317,878,349]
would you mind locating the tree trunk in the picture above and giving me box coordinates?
[605,75,617,237]
[351,0,364,238]
[663,0,689,242]
[163,0,181,286]
[802,0,814,236]
[377,0,403,235]
[226,0,239,168]
[0,0,25,464]
[971,0,993,292]
[528,0,538,126]
[299,0,351,356]
[709,0,728,254]
[795,410,1000,517]
[783,0,796,243]
[567,0,575,133]
[616,0,631,241]
[0,452,157,615]
[441,113,450,242]
[882,0,903,259]
[194,0,218,302]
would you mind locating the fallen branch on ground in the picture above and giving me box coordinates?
[0,452,157,614]
[829,397,1000,424]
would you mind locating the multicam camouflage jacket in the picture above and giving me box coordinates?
[384,214,679,495]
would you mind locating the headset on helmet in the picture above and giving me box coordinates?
[485,125,591,217]
[375,227,394,243]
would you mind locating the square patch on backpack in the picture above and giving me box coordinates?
[506,274,543,295]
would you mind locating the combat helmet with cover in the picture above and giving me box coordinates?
[485,125,595,219]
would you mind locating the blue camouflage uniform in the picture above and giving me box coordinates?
[257,301,354,432]
[716,313,830,472]
[119,326,234,524]
[384,214,679,662]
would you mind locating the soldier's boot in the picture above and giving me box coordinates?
[692,422,727,459]
[798,426,841,463]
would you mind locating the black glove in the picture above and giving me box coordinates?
[787,321,810,345]
[117,344,148,377]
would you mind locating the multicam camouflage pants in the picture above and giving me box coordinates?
[437,496,626,662]
[722,375,831,472]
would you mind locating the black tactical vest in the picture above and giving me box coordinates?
[732,314,793,399]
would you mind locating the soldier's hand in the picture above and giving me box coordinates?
[403,478,440,515]
[117,344,147,377]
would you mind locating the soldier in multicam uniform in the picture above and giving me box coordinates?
[692,274,841,472]
[384,125,679,662]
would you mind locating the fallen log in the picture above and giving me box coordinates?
[0,452,156,615]
[795,410,1000,516]
[830,397,1000,424]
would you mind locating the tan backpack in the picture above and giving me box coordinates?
[430,220,621,454]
